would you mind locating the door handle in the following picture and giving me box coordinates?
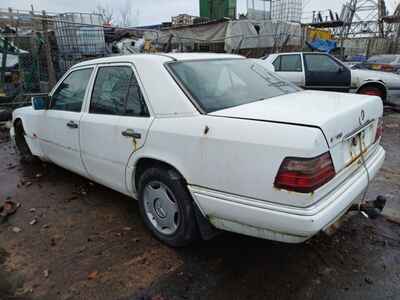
[66,121,78,129]
[121,129,141,139]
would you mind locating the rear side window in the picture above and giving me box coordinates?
[304,54,341,72]
[90,66,149,117]
[51,68,93,112]
[367,55,398,64]
[274,55,302,72]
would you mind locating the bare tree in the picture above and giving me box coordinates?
[94,3,114,25]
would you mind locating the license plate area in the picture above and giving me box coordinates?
[343,121,375,167]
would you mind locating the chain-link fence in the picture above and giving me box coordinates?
[0,8,108,110]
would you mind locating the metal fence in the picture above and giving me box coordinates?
[0,8,107,104]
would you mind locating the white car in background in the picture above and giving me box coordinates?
[262,52,400,105]
[10,53,385,247]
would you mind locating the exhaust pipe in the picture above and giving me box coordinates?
[322,196,387,236]
[348,196,387,219]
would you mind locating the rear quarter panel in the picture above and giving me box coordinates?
[129,115,331,208]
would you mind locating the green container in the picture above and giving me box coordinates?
[200,0,236,20]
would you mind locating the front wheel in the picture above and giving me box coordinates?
[137,167,198,247]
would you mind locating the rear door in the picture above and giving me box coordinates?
[304,53,351,92]
[40,67,93,175]
[272,54,305,87]
[80,64,153,193]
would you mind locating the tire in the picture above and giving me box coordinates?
[14,120,36,164]
[0,110,12,122]
[137,167,198,247]
[358,86,385,104]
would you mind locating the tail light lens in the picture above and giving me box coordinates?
[380,64,394,72]
[375,117,384,143]
[274,152,336,193]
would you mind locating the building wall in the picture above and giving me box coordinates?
[200,0,236,20]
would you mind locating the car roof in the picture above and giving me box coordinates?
[271,52,330,56]
[73,53,244,68]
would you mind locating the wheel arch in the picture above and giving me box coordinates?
[13,117,34,158]
[13,117,26,135]
[356,80,388,101]
[12,113,44,158]
[131,156,219,240]
[133,157,188,194]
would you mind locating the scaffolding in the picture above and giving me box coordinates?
[246,0,271,20]
[271,0,302,23]
[338,0,388,38]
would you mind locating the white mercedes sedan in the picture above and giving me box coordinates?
[10,53,385,247]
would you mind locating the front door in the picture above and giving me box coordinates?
[40,67,93,175]
[304,53,351,92]
[80,64,153,193]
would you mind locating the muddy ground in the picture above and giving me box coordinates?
[0,111,399,300]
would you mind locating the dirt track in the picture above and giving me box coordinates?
[0,111,399,300]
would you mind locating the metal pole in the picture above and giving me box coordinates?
[264,0,266,20]
[42,10,57,89]
[0,37,8,94]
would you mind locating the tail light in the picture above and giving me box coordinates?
[375,117,384,143]
[380,64,394,72]
[274,152,336,193]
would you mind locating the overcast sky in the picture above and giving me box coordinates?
[2,0,398,26]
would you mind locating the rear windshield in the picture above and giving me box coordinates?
[367,55,398,64]
[167,59,299,113]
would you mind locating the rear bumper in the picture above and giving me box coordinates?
[189,145,385,243]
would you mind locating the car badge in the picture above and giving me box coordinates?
[359,110,366,125]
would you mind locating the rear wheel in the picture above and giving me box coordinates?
[358,86,386,104]
[137,167,198,247]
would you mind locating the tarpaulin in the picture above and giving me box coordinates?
[307,39,337,53]
[224,20,302,52]
[144,21,229,49]
[143,19,302,52]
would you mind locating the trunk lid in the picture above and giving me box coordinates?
[210,90,383,172]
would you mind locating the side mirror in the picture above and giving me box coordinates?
[338,66,345,73]
[32,95,50,110]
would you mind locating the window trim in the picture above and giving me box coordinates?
[87,63,152,118]
[163,58,244,115]
[49,66,94,112]
[164,61,206,114]
[273,54,303,72]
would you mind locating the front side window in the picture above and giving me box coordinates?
[90,66,149,117]
[274,55,302,72]
[51,68,93,112]
[168,59,300,113]
[304,54,342,72]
